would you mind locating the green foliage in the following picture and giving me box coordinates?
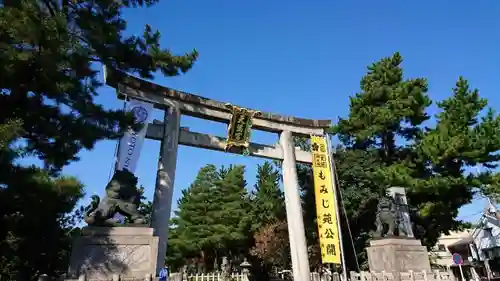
[213,165,251,253]
[0,173,84,279]
[0,0,197,172]
[410,77,500,244]
[0,119,24,151]
[482,174,500,202]
[168,163,289,276]
[169,165,220,263]
[0,1,197,278]
[0,128,84,279]
[325,52,500,270]
[167,165,251,271]
[332,148,384,270]
[332,52,431,153]
[245,162,288,280]
[250,162,285,232]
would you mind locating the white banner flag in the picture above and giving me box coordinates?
[116,99,154,173]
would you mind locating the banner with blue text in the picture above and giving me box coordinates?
[116,99,154,173]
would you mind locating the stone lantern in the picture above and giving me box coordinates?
[240,258,252,277]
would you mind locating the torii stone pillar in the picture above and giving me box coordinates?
[150,103,181,274]
[280,130,311,281]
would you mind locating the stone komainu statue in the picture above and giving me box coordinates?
[84,169,146,226]
[374,194,408,237]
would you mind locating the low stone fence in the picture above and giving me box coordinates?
[350,270,455,281]
[308,270,455,281]
[176,272,249,281]
[37,269,457,281]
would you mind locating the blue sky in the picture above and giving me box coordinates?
[59,1,499,223]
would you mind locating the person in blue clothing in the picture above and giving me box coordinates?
[159,265,169,281]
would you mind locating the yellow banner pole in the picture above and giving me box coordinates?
[326,134,348,281]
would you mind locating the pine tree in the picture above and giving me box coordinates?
[165,225,186,272]
[0,0,197,172]
[250,162,285,232]
[332,148,383,270]
[330,53,500,269]
[213,165,252,258]
[334,52,431,152]
[1,2,196,276]
[167,165,253,271]
[0,171,84,280]
[168,165,221,271]
[0,119,84,279]
[412,77,500,244]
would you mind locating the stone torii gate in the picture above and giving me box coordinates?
[104,68,331,281]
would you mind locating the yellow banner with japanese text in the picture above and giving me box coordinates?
[311,135,341,264]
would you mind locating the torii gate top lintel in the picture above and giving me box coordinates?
[104,67,332,136]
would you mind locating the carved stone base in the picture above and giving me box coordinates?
[67,227,159,280]
[366,238,431,273]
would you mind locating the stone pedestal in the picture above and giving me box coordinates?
[67,227,159,280]
[366,238,431,273]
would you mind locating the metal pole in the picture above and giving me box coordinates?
[110,94,128,178]
[459,264,465,281]
[326,135,348,281]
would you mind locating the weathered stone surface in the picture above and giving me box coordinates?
[145,123,313,164]
[349,270,455,281]
[280,130,311,281]
[105,67,331,129]
[366,238,431,273]
[68,227,158,280]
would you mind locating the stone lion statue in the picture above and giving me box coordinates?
[373,190,411,238]
[84,169,146,226]
[374,193,398,237]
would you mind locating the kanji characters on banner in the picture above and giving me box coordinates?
[311,135,341,264]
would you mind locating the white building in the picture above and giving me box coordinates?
[468,201,500,278]
[432,230,473,267]
[471,211,500,261]
[442,199,500,280]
